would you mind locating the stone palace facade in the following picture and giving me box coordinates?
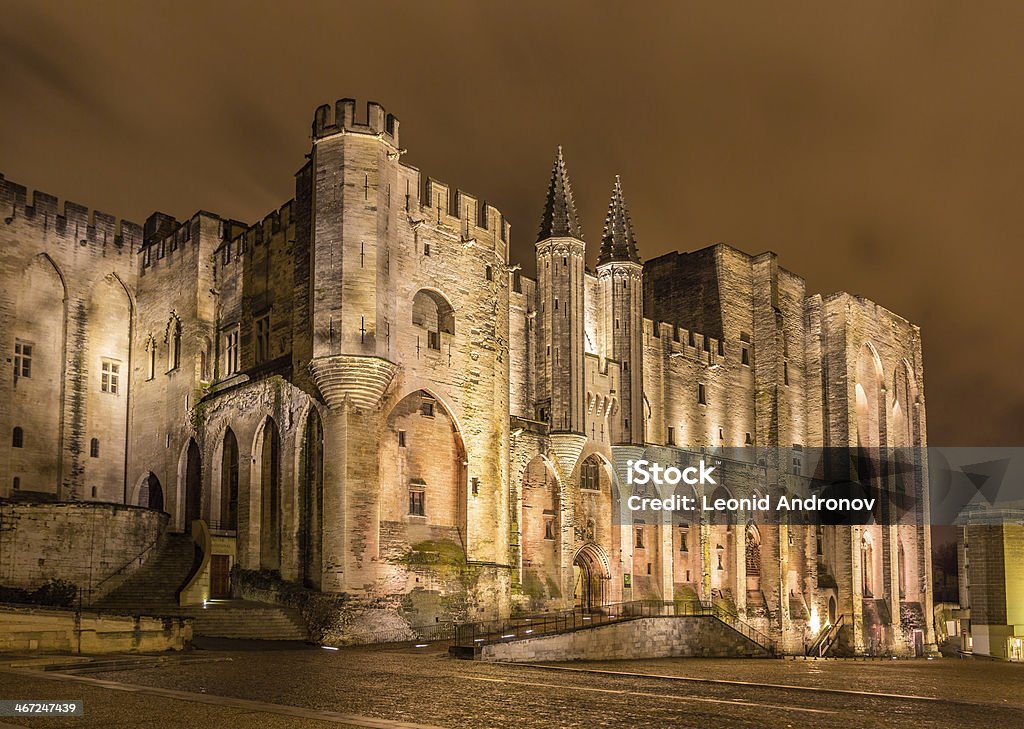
[0,98,934,654]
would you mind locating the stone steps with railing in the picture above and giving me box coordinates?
[449,599,779,659]
[91,534,197,615]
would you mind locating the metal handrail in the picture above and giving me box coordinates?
[452,599,777,655]
[82,534,164,604]
[807,613,846,657]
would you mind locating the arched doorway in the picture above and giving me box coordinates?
[220,428,239,530]
[828,595,837,625]
[573,544,609,611]
[138,472,164,512]
[184,439,202,527]
[259,418,282,572]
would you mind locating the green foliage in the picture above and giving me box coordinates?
[0,579,78,607]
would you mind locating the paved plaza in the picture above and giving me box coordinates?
[2,644,1023,728]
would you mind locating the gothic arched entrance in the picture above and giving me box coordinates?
[573,544,609,611]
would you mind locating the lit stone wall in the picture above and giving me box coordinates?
[0,501,167,599]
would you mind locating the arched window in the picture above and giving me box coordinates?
[12,427,24,448]
[166,316,181,371]
[145,336,157,380]
[220,428,239,530]
[861,534,874,598]
[90,438,100,458]
[412,290,455,351]
[580,456,601,491]
[745,524,761,576]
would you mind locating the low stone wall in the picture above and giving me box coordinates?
[0,604,191,654]
[481,616,772,662]
[0,500,167,602]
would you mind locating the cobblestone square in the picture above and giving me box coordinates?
[4,646,1023,728]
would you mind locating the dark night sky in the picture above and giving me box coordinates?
[2,1,1022,447]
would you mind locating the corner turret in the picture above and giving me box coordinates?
[537,146,582,242]
[598,175,641,265]
[596,176,644,445]
[535,147,587,434]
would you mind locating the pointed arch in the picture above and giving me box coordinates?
[255,416,282,571]
[86,273,133,503]
[11,254,68,495]
[220,427,240,530]
[299,406,324,588]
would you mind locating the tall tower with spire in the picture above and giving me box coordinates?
[536,147,587,434]
[598,176,644,445]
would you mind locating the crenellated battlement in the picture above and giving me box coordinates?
[215,200,295,270]
[646,319,724,362]
[0,172,142,253]
[419,177,509,248]
[312,98,400,147]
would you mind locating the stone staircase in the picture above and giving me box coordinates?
[185,600,308,641]
[93,533,197,615]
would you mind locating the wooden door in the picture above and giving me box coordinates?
[210,555,231,599]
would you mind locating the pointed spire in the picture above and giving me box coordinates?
[598,175,641,265]
[537,146,583,242]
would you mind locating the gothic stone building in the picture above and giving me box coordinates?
[0,98,934,654]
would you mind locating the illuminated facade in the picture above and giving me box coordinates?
[0,98,934,654]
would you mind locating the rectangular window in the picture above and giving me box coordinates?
[427,330,440,350]
[741,346,750,366]
[398,430,406,447]
[409,487,425,516]
[544,518,555,540]
[423,242,431,256]
[485,265,493,281]
[667,427,676,446]
[420,399,435,418]
[14,341,33,379]
[784,360,790,386]
[635,527,645,549]
[698,382,707,405]
[101,359,120,394]
[224,327,240,376]
[680,528,689,552]
[255,315,271,364]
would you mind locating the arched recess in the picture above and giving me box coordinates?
[256,417,282,572]
[672,483,698,594]
[745,523,762,594]
[708,485,735,596]
[220,428,240,530]
[860,531,876,598]
[299,407,324,589]
[10,254,67,495]
[85,273,132,503]
[183,439,202,527]
[136,472,164,512]
[855,342,885,483]
[412,289,455,350]
[520,455,561,607]
[573,542,611,611]
[573,453,621,605]
[379,389,467,563]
